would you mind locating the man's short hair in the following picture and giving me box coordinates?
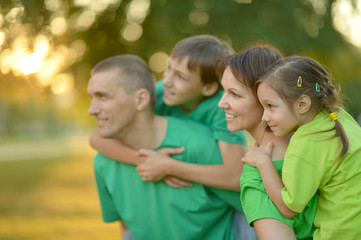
[91,54,156,107]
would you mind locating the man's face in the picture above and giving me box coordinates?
[87,69,136,139]
[162,56,205,112]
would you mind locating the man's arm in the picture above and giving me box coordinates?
[89,131,144,165]
[137,141,246,191]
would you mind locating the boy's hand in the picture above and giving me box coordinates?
[136,147,185,181]
[156,147,185,156]
[241,142,273,167]
[163,176,193,188]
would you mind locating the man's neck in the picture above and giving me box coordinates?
[120,114,167,150]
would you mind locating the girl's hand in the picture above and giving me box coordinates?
[241,142,273,167]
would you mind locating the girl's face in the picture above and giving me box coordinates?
[257,81,299,136]
[218,67,263,133]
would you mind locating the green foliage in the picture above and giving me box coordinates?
[0,0,360,138]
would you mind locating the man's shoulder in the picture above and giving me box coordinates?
[166,116,212,135]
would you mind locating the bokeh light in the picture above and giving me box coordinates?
[51,73,74,95]
[126,0,150,24]
[121,23,143,41]
[77,10,96,29]
[20,52,42,75]
[0,31,6,47]
[332,0,361,48]
[50,16,68,36]
[149,52,168,73]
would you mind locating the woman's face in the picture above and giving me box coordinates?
[218,67,264,133]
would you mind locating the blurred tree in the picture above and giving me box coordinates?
[0,0,360,138]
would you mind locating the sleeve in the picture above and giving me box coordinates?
[93,154,121,223]
[281,152,322,213]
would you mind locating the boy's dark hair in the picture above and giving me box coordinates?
[171,35,234,85]
[91,54,156,108]
[259,55,348,160]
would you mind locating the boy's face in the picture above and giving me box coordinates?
[218,67,263,133]
[257,81,299,136]
[162,56,205,112]
[87,69,137,139]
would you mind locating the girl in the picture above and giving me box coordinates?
[218,46,317,240]
[242,56,361,239]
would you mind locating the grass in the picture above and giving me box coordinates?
[0,150,120,239]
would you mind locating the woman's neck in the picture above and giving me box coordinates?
[248,122,290,161]
[249,123,267,146]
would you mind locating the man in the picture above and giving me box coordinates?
[88,54,239,239]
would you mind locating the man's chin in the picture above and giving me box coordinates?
[97,130,112,139]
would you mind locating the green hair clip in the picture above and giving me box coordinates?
[316,83,320,93]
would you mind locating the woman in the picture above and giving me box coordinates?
[218,44,317,240]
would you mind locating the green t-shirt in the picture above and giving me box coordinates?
[241,161,317,239]
[281,109,361,240]
[155,81,247,145]
[94,116,239,240]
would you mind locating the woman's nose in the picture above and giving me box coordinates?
[218,94,230,109]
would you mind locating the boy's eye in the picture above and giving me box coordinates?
[230,92,241,98]
[176,74,186,80]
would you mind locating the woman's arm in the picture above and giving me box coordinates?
[241,142,297,218]
[253,218,296,240]
[137,141,246,191]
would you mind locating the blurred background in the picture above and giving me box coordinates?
[0,0,360,239]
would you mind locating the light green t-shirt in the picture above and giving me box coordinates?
[94,116,238,240]
[281,109,361,240]
[155,81,247,145]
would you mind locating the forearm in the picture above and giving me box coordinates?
[164,160,241,191]
[257,160,296,218]
[89,131,144,165]
[165,142,244,191]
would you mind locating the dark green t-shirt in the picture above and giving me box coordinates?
[94,116,238,240]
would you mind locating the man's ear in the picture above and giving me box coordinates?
[201,82,219,97]
[135,89,150,111]
[296,95,312,114]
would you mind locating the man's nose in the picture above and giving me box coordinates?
[88,100,100,116]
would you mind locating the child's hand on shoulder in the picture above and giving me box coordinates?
[241,142,273,168]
